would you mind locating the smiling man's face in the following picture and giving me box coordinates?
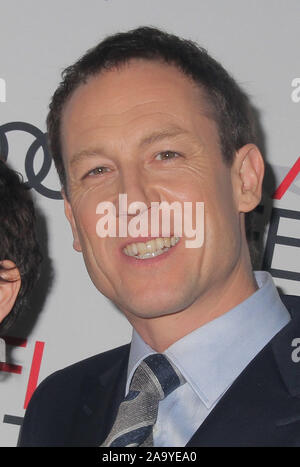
[61,59,256,327]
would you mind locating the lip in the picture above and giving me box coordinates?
[119,236,181,265]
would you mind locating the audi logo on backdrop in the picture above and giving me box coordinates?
[0,121,62,200]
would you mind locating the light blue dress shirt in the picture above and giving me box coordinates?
[126,271,291,447]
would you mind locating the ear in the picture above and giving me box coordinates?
[231,144,265,213]
[0,261,21,323]
[62,189,82,252]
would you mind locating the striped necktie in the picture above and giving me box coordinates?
[101,353,185,447]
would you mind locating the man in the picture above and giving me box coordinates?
[0,159,42,358]
[19,27,300,447]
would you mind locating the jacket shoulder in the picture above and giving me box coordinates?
[280,294,300,312]
[32,342,130,393]
[18,343,130,446]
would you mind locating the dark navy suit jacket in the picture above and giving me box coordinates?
[19,295,300,446]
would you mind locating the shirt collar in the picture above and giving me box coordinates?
[127,271,291,408]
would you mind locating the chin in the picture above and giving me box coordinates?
[117,289,192,321]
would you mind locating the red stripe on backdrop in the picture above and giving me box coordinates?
[272,157,300,200]
[0,362,22,374]
[24,341,45,409]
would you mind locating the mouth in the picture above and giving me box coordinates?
[122,236,180,260]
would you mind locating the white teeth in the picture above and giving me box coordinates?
[137,242,147,255]
[131,243,138,255]
[164,237,171,248]
[135,248,166,260]
[155,237,164,250]
[123,237,180,259]
[146,240,156,253]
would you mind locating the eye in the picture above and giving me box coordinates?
[155,151,181,161]
[86,166,110,177]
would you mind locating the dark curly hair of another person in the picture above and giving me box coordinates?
[0,158,43,333]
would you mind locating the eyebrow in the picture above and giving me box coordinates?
[70,124,189,166]
[70,148,106,167]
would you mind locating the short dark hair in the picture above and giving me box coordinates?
[47,26,258,193]
[0,159,43,333]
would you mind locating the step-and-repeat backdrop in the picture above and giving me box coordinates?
[0,0,299,446]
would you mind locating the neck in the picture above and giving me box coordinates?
[125,255,258,353]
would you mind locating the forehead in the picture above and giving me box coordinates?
[61,59,214,155]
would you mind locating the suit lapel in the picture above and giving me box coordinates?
[185,343,281,446]
[70,345,130,446]
[186,298,300,446]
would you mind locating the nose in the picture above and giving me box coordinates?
[115,162,158,218]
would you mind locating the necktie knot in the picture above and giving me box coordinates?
[101,353,185,447]
[130,353,185,400]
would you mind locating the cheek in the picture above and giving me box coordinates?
[203,182,241,263]
[72,186,107,246]
[72,190,116,292]
[170,170,239,254]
